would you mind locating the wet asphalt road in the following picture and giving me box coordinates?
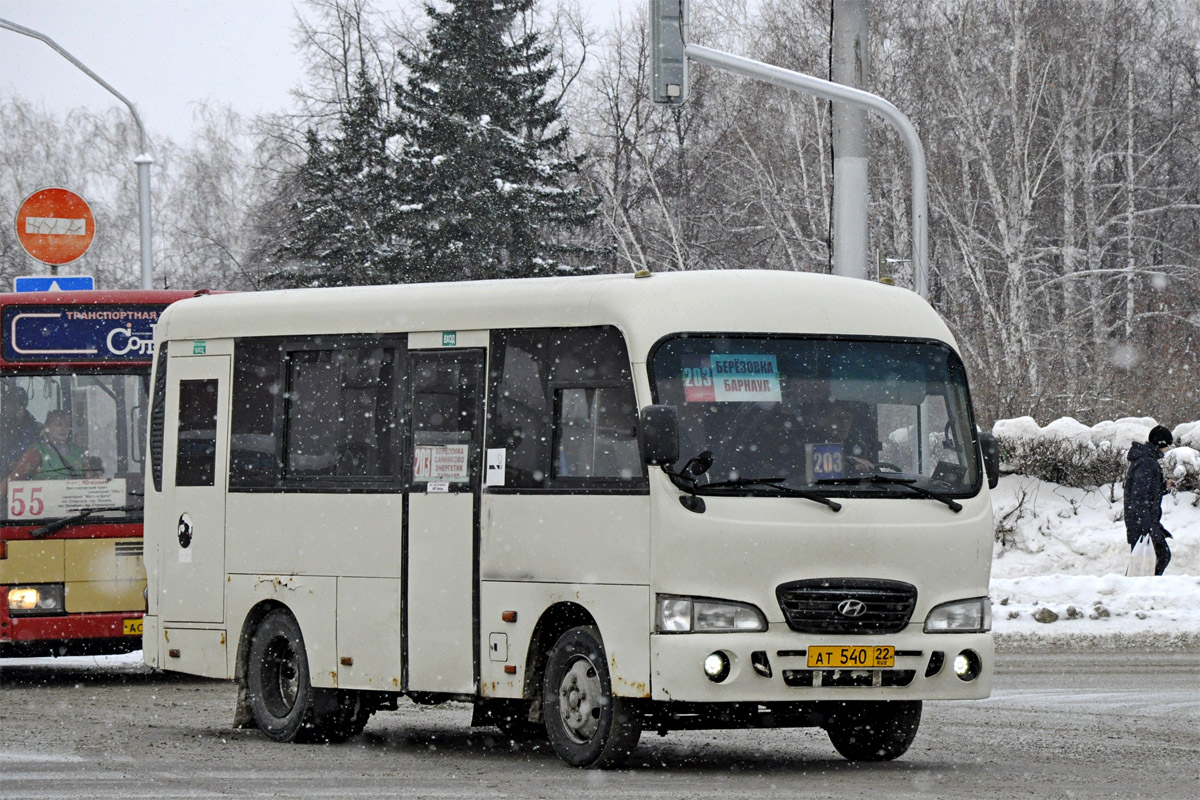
[1,649,1197,799]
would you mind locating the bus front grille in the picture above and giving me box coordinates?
[775,578,916,634]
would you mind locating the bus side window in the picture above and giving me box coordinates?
[176,379,218,487]
[230,338,283,488]
[488,326,644,488]
[150,343,169,492]
[488,331,551,488]
[284,345,399,481]
[553,386,640,479]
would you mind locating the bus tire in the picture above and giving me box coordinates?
[247,609,365,743]
[824,700,922,761]
[542,625,641,768]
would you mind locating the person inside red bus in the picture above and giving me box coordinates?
[1,384,42,477]
[4,410,101,487]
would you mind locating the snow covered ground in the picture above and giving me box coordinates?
[990,474,1199,649]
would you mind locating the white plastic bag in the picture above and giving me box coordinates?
[1126,533,1155,577]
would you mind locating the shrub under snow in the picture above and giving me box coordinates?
[992,417,1200,492]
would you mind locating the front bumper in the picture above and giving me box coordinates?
[650,624,992,702]
[0,596,143,658]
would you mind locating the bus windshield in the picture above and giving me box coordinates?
[2,372,149,523]
[649,335,982,496]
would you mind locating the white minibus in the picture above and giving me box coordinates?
[143,270,998,767]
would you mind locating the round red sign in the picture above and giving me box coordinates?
[15,187,96,266]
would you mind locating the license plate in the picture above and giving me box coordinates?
[122,618,143,636]
[807,645,894,669]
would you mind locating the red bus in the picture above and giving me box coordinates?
[1,289,205,657]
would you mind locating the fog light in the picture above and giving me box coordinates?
[703,651,731,683]
[953,649,982,682]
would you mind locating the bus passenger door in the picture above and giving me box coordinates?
[158,355,230,625]
[405,349,484,694]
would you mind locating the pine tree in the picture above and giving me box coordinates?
[268,69,402,287]
[391,0,594,282]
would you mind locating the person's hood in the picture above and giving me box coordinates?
[1128,439,1163,462]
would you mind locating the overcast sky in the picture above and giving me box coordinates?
[1,0,629,147]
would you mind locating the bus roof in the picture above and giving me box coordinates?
[156,271,958,358]
[0,289,208,306]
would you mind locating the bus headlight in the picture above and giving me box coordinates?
[924,597,991,633]
[657,595,767,633]
[7,584,66,616]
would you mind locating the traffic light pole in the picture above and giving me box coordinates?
[649,2,929,298]
[1,17,155,290]
[684,43,928,298]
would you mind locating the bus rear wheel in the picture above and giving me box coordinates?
[247,609,368,743]
[824,700,922,761]
[542,625,641,768]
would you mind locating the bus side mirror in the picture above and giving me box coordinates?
[979,431,1000,489]
[640,405,680,466]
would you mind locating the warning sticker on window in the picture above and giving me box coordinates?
[683,355,781,403]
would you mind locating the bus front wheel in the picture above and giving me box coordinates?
[542,625,641,768]
[824,700,922,761]
[247,609,367,743]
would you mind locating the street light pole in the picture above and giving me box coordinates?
[1,17,155,290]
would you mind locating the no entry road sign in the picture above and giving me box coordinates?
[15,187,96,265]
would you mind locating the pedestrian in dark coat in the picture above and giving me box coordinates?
[1123,425,1176,576]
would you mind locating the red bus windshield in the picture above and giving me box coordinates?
[2,371,150,523]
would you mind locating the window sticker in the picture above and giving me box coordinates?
[485,448,507,486]
[413,444,470,481]
[683,354,781,403]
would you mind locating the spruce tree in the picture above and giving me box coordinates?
[391,0,594,282]
[269,69,401,287]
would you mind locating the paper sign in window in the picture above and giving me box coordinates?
[413,444,470,481]
[6,479,127,520]
[684,354,781,403]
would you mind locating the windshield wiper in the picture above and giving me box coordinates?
[700,477,842,512]
[816,473,962,512]
[28,505,140,539]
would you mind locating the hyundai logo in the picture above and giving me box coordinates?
[837,598,868,618]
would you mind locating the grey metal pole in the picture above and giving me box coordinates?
[135,155,154,289]
[685,42,929,298]
[831,0,869,281]
[1,17,155,290]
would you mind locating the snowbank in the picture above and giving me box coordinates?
[990,473,1199,650]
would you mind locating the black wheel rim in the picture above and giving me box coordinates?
[260,633,300,718]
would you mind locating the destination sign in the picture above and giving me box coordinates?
[2,304,168,363]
